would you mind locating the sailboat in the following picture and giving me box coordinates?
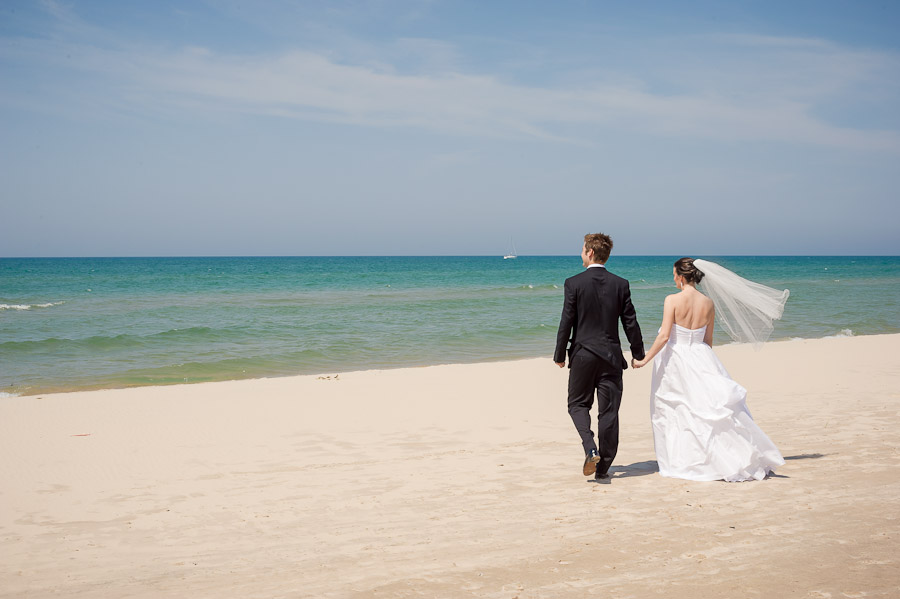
[503,238,517,259]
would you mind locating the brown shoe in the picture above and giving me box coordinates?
[583,450,601,476]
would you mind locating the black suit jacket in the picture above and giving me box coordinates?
[554,266,645,370]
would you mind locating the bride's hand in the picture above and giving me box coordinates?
[632,358,646,369]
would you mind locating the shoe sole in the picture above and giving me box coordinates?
[583,455,602,476]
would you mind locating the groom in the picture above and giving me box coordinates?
[554,233,645,481]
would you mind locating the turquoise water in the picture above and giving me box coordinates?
[2,256,898,395]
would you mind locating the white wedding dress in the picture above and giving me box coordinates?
[650,324,785,482]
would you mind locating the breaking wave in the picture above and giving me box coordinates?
[0,302,64,311]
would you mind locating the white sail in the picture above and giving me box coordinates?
[503,238,517,259]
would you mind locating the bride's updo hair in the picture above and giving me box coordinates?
[674,257,705,284]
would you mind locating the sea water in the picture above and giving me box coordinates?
[2,256,898,395]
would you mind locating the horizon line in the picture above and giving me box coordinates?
[3,254,898,259]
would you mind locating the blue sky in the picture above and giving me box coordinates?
[2,1,898,256]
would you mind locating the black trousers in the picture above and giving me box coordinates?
[567,350,623,476]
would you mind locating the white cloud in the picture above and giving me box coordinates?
[115,42,900,151]
[3,14,899,152]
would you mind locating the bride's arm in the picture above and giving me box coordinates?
[632,296,676,368]
[703,308,715,346]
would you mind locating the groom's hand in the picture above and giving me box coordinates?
[555,362,566,368]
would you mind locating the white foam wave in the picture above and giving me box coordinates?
[0,392,21,398]
[825,329,854,338]
[0,302,64,311]
[787,329,855,341]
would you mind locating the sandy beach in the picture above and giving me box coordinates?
[1,333,899,598]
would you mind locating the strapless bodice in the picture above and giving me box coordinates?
[668,323,707,346]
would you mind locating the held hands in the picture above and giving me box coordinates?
[559,358,649,368]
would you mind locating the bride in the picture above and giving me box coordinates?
[632,258,788,482]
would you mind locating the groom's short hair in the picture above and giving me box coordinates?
[584,233,613,263]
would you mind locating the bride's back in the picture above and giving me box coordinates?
[671,289,714,330]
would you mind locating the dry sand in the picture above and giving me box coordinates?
[1,334,899,598]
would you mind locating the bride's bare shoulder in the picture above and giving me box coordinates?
[664,292,687,308]
[664,292,683,302]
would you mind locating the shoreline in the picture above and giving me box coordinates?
[3,329,884,398]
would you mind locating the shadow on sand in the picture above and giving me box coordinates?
[765,453,827,479]
[599,454,826,482]
[783,453,827,460]
[608,460,659,479]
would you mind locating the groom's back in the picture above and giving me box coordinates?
[568,267,630,343]
[558,266,641,370]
